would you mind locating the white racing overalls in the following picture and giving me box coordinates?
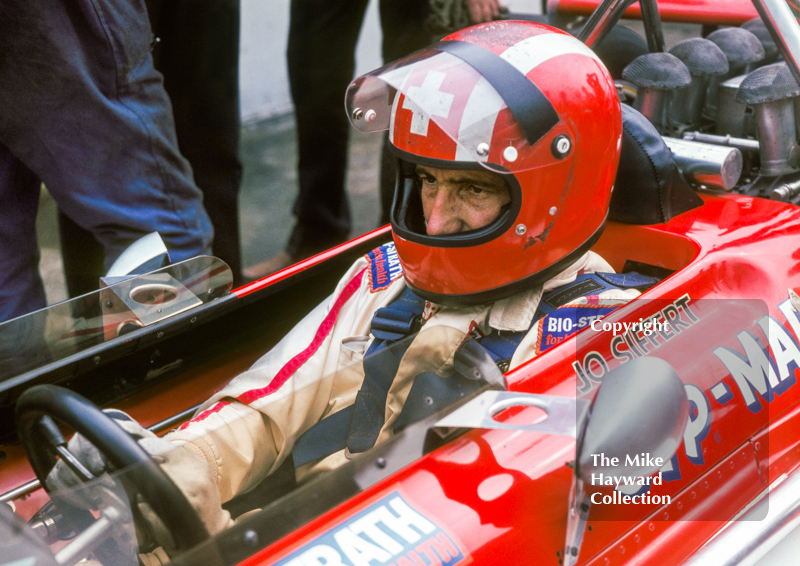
[166,243,640,504]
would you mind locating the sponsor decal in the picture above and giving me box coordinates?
[573,294,700,392]
[537,304,619,355]
[274,493,467,566]
[712,306,800,414]
[367,243,404,293]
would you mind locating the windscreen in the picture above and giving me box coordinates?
[0,256,233,382]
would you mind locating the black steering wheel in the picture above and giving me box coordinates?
[15,385,209,556]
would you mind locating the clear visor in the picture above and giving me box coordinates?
[346,50,574,174]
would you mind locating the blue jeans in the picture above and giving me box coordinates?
[0,0,213,322]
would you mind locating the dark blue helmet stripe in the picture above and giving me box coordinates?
[436,39,560,146]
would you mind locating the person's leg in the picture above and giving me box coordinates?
[57,212,105,298]
[148,0,244,285]
[286,0,370,259]
[379,0,431,62]
[0,145,46,322]
[0,0,213,281]
[246,0,370,278]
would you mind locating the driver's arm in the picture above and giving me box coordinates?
[165,256,398,502]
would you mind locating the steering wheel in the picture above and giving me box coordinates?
[15,385,209,558]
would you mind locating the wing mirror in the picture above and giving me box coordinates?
[565,356,689,565]
[432,354,689,566]
[578,356,689,481]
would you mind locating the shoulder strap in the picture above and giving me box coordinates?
[292,287,425,467]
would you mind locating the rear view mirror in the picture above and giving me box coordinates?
[578,356,689,481]
[565,356,689,566]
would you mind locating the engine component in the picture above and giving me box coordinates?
[682,131,760,154]
[742,17,781,64]
[770,178,800,202]
[736,62,800,177]
[716,73,754,137]
[663,137,744,191]
[623,52,691,133]
[669,38,729,131]
[704,27,766,122]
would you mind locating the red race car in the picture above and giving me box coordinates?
[3,0,800,565]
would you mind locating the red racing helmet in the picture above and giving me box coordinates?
[346,21,622,306]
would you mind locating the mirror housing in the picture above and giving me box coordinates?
[577,356,689,481]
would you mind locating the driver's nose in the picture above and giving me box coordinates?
[425,190,462,236]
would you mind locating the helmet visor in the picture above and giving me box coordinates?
[346,48,576,175]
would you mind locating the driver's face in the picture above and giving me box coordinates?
[416,165,511,236]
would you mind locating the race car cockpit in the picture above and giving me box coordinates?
[4,0,800,564]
